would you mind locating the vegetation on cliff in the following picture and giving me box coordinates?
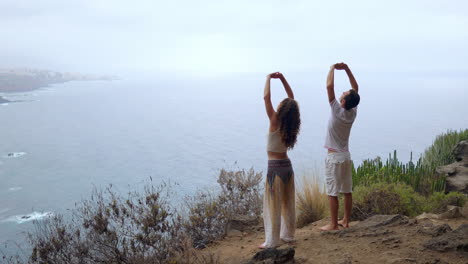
[2,130,467,263]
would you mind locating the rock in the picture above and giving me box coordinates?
[321,215,407,238]
[228,215,260,232]
[436,140,468,194]
[355,229,394,238]
[418,224,452,237]
[335,257,352,264]
[356,215,409,228]
[416,206,464,221]
[416,213,440,221]
[245,247,295,264]
[430,224,453,237]
[423,223,468,252]
[407,219,417,226]
[443,165,468,194]
[193,239,209,249]
[387,258,417,264]
[462,204,468,218]
[381,236,401,244]
[439,206,463,219]
[453,140,468,162]
[226,229,242,237]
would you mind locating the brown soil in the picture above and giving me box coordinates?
[202,217,468,264]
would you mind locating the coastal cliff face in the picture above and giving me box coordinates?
[0,68,117,92]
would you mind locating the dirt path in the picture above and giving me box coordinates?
[202,216,468,264]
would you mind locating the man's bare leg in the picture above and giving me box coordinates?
[338,193,352,228]
[320,196,339,231]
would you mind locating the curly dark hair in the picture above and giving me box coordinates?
[344,89,360,110]
[277,98,301,149]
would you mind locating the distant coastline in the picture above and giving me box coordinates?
[0,68,118,93]
[0,96,10,104]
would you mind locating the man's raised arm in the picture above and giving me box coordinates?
[336,63,359,93]
[326,64,336,103]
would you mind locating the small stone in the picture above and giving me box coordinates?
[246,247,295,264]
[439,206,462,219]
[416,213,440,221]
[407,219,417,226]
[423,224,468,252]
[418,224,452,237]
[228,215,259,232]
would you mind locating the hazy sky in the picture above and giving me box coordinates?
[1,0,467,75]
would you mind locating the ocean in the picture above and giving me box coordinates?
[1,71,467,253]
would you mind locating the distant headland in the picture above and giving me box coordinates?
[0,68,118,93]
[0,96,9,104]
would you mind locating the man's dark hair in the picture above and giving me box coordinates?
[344,89,360,110]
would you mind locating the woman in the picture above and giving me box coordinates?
[260,72,301,248]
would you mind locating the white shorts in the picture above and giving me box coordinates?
[325,152,352,197]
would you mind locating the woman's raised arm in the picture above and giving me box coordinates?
[276,73,294,99]
[264,74,275,119]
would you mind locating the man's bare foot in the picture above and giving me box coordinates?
[320,224,339,231]
[338,219,349,228]
[281,238,295,244]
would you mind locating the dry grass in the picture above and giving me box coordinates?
[296,171,328,228]
[184,168,263,249]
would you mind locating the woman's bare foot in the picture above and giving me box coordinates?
[258,242,279,249]
[319,223,339,231]
[338,219,349,228]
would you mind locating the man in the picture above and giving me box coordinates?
[320,62,360,231]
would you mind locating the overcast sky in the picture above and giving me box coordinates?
[1,0,467,76]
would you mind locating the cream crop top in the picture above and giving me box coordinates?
[267,129,288,153]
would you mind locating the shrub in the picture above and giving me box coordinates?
[184,168,263,248]
[422,129,468,168]
[296,172,328,228]
[424,192,467,213]
[352,152,436,194]
[351,183,467,220]
[216,168,263,218]
[184,191,228,249]
[352,183,425,220]
[353,129,468,194]
[7,168,263,263]
[26,182,192,264]
[7,168,262,263]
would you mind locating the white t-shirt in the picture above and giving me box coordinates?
[324,99,357,152]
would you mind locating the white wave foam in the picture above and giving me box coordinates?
[1,103,8,106]
[8,187,22,192]
[1,211,53,224]
[4,152,27,158]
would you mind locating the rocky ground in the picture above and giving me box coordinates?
[201,140,468,263]
[202,214,468,264]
